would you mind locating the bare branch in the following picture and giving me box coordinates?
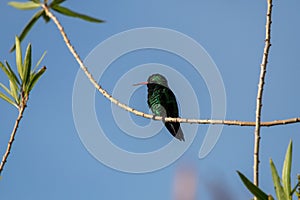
[42,4,153,118]
[253,0,273,193]
[40,3,300,129]
[0,96,28,175]
[156,117,300,127]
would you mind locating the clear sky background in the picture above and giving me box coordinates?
[0,0,300,199]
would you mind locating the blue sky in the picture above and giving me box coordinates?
[1,0,300,199]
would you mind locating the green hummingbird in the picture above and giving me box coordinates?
[134,74,185,141]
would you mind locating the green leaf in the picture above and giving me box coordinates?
[30,0,40,3]
[268,195,275,200]
[0,62,10,78]
[8,1,40,10]
[5,61,20,86]
[0,62,14,84]
[51,5,104,23]
[50,0,66,6]
[15,36,23,80]
[270,159,287,200]
[0,83,13,97]
[33,51,46,72]
[10,10,44,52]
[42,11,51,23]
[291,181,300,196]
[282,140,292,199]
[0,62,20,94]
[23,43,32,90]
[27,66,46,92]
[9,80,19,103]
[0,91,18,108]
[237,171,269,200]
[4,62,20,106]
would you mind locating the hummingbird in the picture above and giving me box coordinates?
[134,74,185,141]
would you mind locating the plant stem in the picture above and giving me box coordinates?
[42,4,148,118]
[253,0,273,195]
[40,4,300,128]
[0,96,28,175]
[297,175,300,200]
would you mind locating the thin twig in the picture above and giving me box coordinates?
[253,0,273,193]
[0,96,28,175]
[157,117,300,126]
[41,4,152,118]
[41,4,300,128]
[297,175,300,200]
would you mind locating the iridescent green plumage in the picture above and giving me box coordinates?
[146,74,185,141]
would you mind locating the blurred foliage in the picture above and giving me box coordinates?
[238,140,299,200]
[9,0,104,51]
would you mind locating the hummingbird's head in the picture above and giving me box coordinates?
[147,74,168,87]
[133,73,169,87]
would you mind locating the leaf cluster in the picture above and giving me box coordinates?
[0,0,104,176]
[0,37,46,108]
[9,0,104,52]
[238,140,300,200]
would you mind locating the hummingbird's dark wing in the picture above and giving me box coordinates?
[147,84,185,141]
[160,87,179,117]
[147,85,178,117]
[161,87,185,141]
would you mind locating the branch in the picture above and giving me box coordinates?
[253,0,273,192]
[41,4,300,129]
[0,95,28,175]
[41,4,152,117]
[157,117,300,126]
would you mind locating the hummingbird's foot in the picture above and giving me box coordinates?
[152,115,165,122]
[152,115,156,120]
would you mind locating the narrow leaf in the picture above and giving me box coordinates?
[42,11,50,23]
[33,51,46,72]
[0,83,13,97]
[237,171,269,200]
[23,43,32,89]
[9,80,19,103]
[0,62,19,90]
[27,66,46,92]
[5,61,20,85]
[10,10,44,52]
[8,1,40,10]
[0,91,18,108]
[30,0,40,3]
[51,5,104,23]
[268,195,275,200]
[291,181,300,196]
[50,0,66,6]
[282,140,292,199]
[270,159,286,200]
[0,62,12,81]
[15,36,23,80]
[10,80,20,105]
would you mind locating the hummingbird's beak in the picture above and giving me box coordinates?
[132,81,148,86]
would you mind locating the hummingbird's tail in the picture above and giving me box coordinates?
[175,126,185,141]
[165,122,185,141]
